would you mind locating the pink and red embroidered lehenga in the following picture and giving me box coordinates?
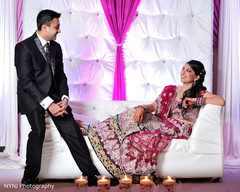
[87,85,206,177]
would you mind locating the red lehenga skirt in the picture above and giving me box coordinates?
[87,102,192,178]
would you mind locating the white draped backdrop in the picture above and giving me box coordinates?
[0,0,239,168]
[217,0,240,168]
[0,1,19,164]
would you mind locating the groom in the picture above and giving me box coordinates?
[15,9,100,187]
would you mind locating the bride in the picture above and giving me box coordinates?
[77,60,225,179]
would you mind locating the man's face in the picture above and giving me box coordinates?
[45,18,61,41]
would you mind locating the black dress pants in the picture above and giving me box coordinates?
[24,105,99,180]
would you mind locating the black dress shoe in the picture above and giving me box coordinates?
[110,177,119,186]
[21,178,39,188]
[132,174,140,184]
[87,175,98,186]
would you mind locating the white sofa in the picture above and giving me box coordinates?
[20,101,223,179]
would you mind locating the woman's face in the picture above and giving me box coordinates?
[180,63,199,84]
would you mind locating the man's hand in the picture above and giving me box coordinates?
[48,102,68,117]
[58,100,68,110]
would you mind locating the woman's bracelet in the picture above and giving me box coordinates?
[195,97,206,106]
[135,105,148,113]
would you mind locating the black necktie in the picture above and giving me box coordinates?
[45,43,54,76]
[45,43,51,65]
[45,42,58,98]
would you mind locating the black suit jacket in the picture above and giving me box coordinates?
[15,32,69,114]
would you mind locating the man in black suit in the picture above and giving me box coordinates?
[15,9,100,187]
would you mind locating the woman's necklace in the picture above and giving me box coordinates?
[178,87,184,99]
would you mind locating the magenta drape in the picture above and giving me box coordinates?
[213,0,220,49]
[100,0,141,100]
[17,0,23,43]
[16,0,23,155]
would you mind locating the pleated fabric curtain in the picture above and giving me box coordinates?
[17,0,23,155]
[218,0,240,168]
[100,0,141,100]
[0,0,20,168]
[213,0,220,49]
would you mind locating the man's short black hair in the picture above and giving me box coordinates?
[37,9,61,30]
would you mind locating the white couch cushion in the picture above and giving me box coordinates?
[189,104,223,154]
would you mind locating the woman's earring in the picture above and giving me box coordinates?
[193,80,197,86]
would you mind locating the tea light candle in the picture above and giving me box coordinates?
[163,176,176,192]
[120,175,132,185]
[97,176,110,185]
[140,176,153,191]
[75,176,88,186]
[119,175,132,191]
[75,176,88,191]
[163,176,176,185]
[140,176,153,185]
[97,176,110,191]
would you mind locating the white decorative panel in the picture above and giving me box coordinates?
[124,0,213,101]
[22,0,116,101]
[22,0,213,101]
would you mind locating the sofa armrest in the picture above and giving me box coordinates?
[189,104,223,154]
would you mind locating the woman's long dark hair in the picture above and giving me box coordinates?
[179,60,207,114]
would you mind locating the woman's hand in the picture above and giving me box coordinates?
[133,108,144,123]
[182,97,196,108]
[133,102,157,123]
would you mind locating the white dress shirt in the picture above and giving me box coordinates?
[36,32,68,110]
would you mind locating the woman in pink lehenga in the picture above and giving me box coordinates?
[78,60,225,179]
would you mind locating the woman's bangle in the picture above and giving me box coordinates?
[135,105,148,113]
[195,97,206,106]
